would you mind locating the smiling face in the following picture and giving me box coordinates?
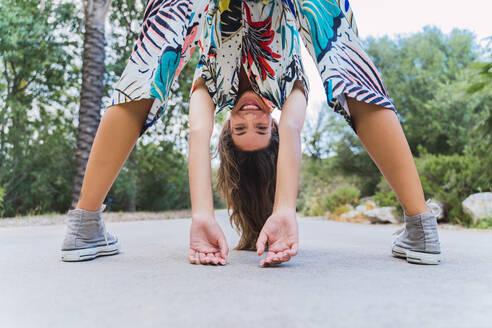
[229,90,275,151]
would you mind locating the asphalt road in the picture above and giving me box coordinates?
[1,210,491,328]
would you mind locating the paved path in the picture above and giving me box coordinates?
[1,210,491,328]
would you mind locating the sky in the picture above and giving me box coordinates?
[348,0,491,41]
[293,0,492,124]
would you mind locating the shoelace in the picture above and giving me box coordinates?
[425,198,442,218]
[393,199,441,236]
[100,203,109,246]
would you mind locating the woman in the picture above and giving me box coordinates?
[61,0,441,266]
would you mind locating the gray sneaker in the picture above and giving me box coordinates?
[61,204,120,262]
[392,203,441,265]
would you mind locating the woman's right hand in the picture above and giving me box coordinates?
[188,216,229,265]
[188,84,226,265]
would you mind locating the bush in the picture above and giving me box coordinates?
[297,157,335,216]
[0,112,76,218]
[298,156,362,216]
[109,141,190,212]
[417,145,491,224]
[321,184,360,213]
[332,204,353,216]
[373,144,492,225]
[109,140,225,213]
[374,178,403,216]
[472,217,492,230]
[300,179,360,217]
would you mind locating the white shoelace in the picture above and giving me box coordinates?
[425,198,442,218]
[100,203,109,246]
[393,199,441,236]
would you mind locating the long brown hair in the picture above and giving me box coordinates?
[215,118,279,250]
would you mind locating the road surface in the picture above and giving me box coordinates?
[1,210,491,328]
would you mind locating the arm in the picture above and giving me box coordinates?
[188,81,216,220]
[187,80,229,265]
[273,81,307,212]
[256,81,307,266]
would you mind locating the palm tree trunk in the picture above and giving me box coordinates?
[72,0,112,209]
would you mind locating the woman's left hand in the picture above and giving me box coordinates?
[256,207,299,266]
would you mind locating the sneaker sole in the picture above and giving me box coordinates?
[392,245,441,265]
[61,240,121,262]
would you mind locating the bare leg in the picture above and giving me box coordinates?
[346,97,430,216]
[76,99,154,211]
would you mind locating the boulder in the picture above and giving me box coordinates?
[332,209,370,224]
[355,203,374,212]
[355,205,367,212]
[340,210,362,220]
[354,198,376,213]
[364,207,400,224]
[462,192,492,224]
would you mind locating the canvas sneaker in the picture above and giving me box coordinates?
[61,204,120,262]
[392,200,441,265]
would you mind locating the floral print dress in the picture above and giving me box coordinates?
[109,0,397,137]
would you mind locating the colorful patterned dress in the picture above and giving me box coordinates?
[109,0,397,137]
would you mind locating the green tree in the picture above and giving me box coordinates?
[301,104,346,160]
[107,0,199,148]
[319,27,490,198]
[467,37,492,139]
[331,129,381,196]
[104,0,202,211]
[0,0,80,217]
[365,27,482,155]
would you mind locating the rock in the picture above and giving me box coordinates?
[462,192,492,224]
[359,196,375,204]
[425,198,445,221]
[354,199,376,213]
[364,207,400,224]
[329,209,370,224]
[340,210,361,220]
[355,205,367,212]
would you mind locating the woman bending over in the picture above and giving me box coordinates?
[61,0,441,266]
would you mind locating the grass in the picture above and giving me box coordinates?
[470,217,492,230]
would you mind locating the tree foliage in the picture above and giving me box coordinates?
[104,0,203,210]
[365,27,488,156]
[0,1,489,225]
[300,27,492,224]
[0,0,80,216]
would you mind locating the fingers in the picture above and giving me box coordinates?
[260,250,290,266]
[260,247,296,266]
[288,243,298,256]
[256,231,268,256]
[199,252,207,264]
[188,248,198,264]
[195,251,224,265]
[218,237,229,264]
[280,250,291,262]
[261,251,278,266]
[200,252,215,265]
[214,251,226,265]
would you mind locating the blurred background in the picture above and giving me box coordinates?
[0,0,490,228]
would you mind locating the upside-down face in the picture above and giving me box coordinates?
[229,65,276,151]
[229,90,275,151]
